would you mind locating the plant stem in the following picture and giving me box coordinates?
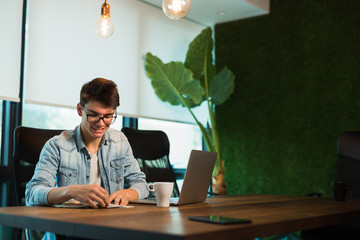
[181,96,214,153]
[203,48,223,176]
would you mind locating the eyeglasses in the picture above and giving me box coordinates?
[82,106,117,124]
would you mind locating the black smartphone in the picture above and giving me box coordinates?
[188,215,252,225]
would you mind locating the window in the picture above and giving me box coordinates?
[0,181,7,207]
[0,100,2,164]
[0,181,12,239]
[138,118,202,168]
[22,103,79,130]
[22,103,123,130]
[0,100,13,169]
[138,118,202,190]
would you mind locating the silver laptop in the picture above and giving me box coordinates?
[130,150,217,206]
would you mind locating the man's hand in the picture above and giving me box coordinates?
[109,189,139,206]
[48,184,110,208]
[69,184,110,208]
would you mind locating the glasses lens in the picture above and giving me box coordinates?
[87,115,100,123]
[86,115,116,124]
[83,106,117,124]
[111,116,117,124]
[103,115,115,124]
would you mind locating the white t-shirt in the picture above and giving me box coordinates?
[89,152,102,186]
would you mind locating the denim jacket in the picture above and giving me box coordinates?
[25,125,149,206]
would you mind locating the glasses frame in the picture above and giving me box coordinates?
[82,105,117,124]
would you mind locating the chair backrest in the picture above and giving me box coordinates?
[12,126,63,206]
[121,127,180,197]
[336,131,360,199]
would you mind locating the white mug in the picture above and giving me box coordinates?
[148,182,174,207]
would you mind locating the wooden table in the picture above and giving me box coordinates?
[1,194,360,240]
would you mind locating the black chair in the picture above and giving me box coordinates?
[121,127,180,197]
[300,131,360,240]
[12,126,63,240]
[335,131,360,199]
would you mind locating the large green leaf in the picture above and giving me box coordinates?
[210,67,235,105]
[185,27,214,81]
[145,53,205,107]
[143,27,236,190]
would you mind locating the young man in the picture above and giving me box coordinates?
[25,78,149,209]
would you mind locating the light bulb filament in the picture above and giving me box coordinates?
[171,0,182,13]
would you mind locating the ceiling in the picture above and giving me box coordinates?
[138,0,270,26]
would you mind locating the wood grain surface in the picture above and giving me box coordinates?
[1,194,360,240]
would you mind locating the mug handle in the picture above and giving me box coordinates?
[148,183,156,192]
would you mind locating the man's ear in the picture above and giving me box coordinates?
[76,103,83,117]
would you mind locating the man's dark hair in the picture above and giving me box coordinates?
[80,78,120,109]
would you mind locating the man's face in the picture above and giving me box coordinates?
[77,101,116,140]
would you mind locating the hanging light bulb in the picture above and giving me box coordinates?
[95,0,114,38]
[162,0,191,20]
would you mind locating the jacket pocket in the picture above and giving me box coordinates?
[110,158,124,184]
[58,166,77,186]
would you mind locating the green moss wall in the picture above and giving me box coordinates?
[215,0,360,197]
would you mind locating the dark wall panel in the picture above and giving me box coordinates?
[215,0,360,196]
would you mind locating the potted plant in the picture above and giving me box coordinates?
[144,27,235,195]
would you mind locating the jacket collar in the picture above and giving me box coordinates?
[74,124,108,152]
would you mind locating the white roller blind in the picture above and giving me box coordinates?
[26,0,207,124]
[0,0,22,102]
[136,4,208,124]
